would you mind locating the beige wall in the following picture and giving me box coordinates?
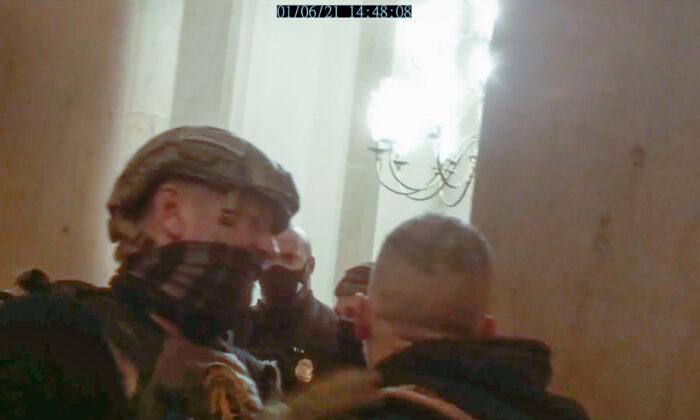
[0,0,133,287]
[472,1,700,418]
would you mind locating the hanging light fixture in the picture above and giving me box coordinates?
[368,125,480,207]
[367,0,498,206]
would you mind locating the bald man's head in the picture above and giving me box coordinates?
[275,226,312,266]
[259,226,316,307]
[369,214,492,340]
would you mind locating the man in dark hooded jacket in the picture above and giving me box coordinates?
[263,214,589,419]
[355,214,589,419]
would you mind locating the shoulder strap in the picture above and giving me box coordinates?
[381,385,475,420]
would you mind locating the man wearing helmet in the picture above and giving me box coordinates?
[3,126,298,419]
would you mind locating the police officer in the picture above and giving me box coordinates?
[5,126,299,419]
[243,226,362,392]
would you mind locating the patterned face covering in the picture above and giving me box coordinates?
[111,241,262,344]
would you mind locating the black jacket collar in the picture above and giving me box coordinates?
[376,339,588,420]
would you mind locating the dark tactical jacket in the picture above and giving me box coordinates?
[354,339,590,420]
[0,294,129,418]
[7,278,269,419]
[241,292,364,392]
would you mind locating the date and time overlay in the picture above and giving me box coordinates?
[277,4,412,18]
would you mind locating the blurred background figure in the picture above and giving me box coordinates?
[334,262,373,322]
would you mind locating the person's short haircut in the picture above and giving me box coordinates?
[371,213,492,339]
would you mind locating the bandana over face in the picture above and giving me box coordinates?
[111,241,262,344]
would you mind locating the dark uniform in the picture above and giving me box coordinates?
[0,293,128,419]
[242,290,363,392]
[2,126,300,419]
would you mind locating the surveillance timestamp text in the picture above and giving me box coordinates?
[276,5,412,19]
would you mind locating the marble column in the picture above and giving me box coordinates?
[0,0,134,287]
[334,23,395,287]
[472,1,700,418]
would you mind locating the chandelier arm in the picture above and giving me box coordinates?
[375,159,420,196]
[390,167,442,194]
[435,136,477,189]
[405,183,445,201]
[439,172,475,207]
[376,159,447,200]
[387,152,441,193]
[435,137,480,189]
[435,146,464,189]
[424,173,443,191]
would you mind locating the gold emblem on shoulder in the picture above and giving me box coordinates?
[203,363,261,420]
[294,358,314,383]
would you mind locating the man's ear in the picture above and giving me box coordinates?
[152,183,185,241]
[306,256,316,275]
[480,315,497,338]
[354,293,371,341]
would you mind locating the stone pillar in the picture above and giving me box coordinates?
[170,0,236,127]
[334,23,395,287]
[119,0,185,165]
[0,0,133,287]
[472,1,700,418]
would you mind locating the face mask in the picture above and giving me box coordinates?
[259,266,307,307]
[111,241,262,344]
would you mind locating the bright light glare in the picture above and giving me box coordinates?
[368,0,464,156]
[394,0,461,79]
[474,0,499,39]
[368,78,435,155]
[367,0,496,157]
[468,44,493,85]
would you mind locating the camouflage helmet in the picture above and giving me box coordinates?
[107,126,299,260]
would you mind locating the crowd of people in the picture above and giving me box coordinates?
[0,126,589,419]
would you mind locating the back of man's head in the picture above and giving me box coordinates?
[370,214,492,340]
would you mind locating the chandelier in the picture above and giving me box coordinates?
[369,133,479,207]
[366,0,497,207]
